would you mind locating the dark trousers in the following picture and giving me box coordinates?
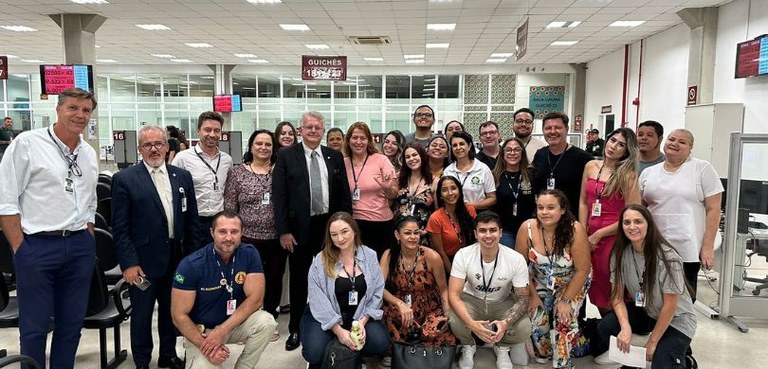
[198,215,215,247]
[596,302,690,369]
[683,262,700,302]
[128,260,178,365]
[356,218,395,260]
[289,213,330,334]
[14,231,95,369]
[246,237,288,319]
[300,307,390,369]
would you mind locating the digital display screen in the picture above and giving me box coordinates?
[40,64,94,95]
[212,94,242,112]
[735,35,768,79]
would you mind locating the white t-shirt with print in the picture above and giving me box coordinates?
[450,243,529,302]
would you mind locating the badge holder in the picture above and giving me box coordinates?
[348,290,359,306]
[547,177,555,190]
[352,188,361,201]
[591,200,602,217]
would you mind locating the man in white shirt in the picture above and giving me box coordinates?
[0,88,99,369]
[448,211,531,369]
[172,111,233,246]
[512,108,546,163]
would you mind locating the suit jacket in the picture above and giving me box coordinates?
[272,143,352,247]
[112,162,201,278]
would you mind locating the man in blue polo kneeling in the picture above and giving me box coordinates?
[171,210,277,368]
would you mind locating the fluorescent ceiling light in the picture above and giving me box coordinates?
[364,57,384,61]
[136,24,171,30]
[96,59,117,63]
[550,40,579,46]
[423,87,435,91]
[71,0,109,4]
[546,21,581,29]
[426,43,449,48]
[234,53,257,58]
[151,53,175,58]
[248,59,270,63]
[186,43,213,48]
[305,44,329,49]
[1,25,37,32]
[21,59,43,63]
[241,87,256,90]
[403,54,424,59]
[170,59,192,63]
[610,20,646,27]
[247,0,282,3]
[486,58,507,63]
[427,23,456,31]
[280,24,310,31]
[491,53,514,58]
[200,76,215,79]
[4,54,19,59]
[405,59,425,64]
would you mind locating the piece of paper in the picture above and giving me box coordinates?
[608,335,648,368]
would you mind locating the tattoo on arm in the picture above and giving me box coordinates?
[505,287,530,325]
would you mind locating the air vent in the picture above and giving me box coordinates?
[348,36,392,45]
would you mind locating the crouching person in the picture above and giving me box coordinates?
[171,210,277,368]
[448,211,532,369]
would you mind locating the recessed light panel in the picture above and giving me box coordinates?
[96,59,117,63]
[403,54,424,59]
[234,53,257,58]
[405,59,425,64]
[170,59,192,63]
[280,24,310,31]
[151,54,175,58]
[0,25,38,32]
[550,40,579,46]
[364,57,384,61]
[491,53,514,58]
[426,43,449,48]
[486,58,507,63]
[427,23,456,31]
[305,44,329,49]
[136,24,171,31]
[609,20,646,27]
[248,59,270,64]
[185,43,213,48]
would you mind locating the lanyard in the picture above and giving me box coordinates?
[540,226,555,266]
[593,164,616,201]
[400,247,420,286]
[196,147,222,189]
[480,248,499,298]
[630,248,644,288]
[546,145,569,178]
[503,171,522,199]
[342,249,358,291]
[447,210,464,246]
[47,126,81,178]
[214,247,236,299]
[350,154,369,189]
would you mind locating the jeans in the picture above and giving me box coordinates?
[500,231,516,249]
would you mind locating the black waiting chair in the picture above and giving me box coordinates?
[746,237,768,295]
[98,174,112,187]
[0,232,14,291]
[83,229,131,369]
[95,213,110,232]
[0,274,19,329]
[97,198,112,226]
[96,183,111,202]
[94,229,122,286]
[0,353,42,369]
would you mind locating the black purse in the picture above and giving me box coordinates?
[321,338,362,369]
[392,342,456,369]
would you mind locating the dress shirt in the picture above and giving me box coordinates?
[172,146,233,217]
[143,161,174,238]
[302,142,329,215]
[0,126,98,234]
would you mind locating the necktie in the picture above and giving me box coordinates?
[152,168,174,238]
[310,151,324,215]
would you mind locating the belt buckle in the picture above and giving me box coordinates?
[61,230,72,237]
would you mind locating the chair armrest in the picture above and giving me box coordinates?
[110,279,132,317]
[0,354,42,369]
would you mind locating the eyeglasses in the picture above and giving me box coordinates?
[140,142,166,151]
[302,125,325,133]
[514,119,533,125]
[480,130,498,137]
[415,112,433,118]
[504,148,523,154]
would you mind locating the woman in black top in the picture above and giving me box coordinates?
[493,137,536,248]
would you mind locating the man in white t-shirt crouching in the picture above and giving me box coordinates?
[448,211,531,369]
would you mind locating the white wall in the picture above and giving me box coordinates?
[584,46,624,133]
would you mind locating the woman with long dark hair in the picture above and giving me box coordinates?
[274,121,297,148]
[579,127,641,315]
[594,204,697,368]
[515,189,590,367]
[393,143,434,243]
[427,175,477,273]
[427,136,450,180]
[442,131,496,210]
[223,129,285,341]
[492,137,535,248]
[382,130,406,173]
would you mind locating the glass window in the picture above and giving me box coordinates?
[385,75,409,99]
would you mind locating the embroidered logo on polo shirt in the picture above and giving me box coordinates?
[174,273,185,284]
[235,271,246,284]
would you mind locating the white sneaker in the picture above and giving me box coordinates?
[594,352,617,365]
[509,342,528,365]
[494,346,514,369]
[458,345,476,369]
[380,356,391,368]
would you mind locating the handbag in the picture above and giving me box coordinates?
[320,338,362,369]
[392,342,456,369]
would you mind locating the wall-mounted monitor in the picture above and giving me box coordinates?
[39,64,94,95]
[735,34,768,79]
[212,94,242,112]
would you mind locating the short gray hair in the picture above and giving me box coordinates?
[300,110,325,127]
[138,125,168,144]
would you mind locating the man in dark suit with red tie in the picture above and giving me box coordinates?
[272,111,352,351]
[112,125,201,369]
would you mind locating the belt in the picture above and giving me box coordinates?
[32,229,86,237]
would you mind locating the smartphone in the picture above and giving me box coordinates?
[135,277,151,291]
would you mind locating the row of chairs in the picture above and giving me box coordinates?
[0,227,131,369]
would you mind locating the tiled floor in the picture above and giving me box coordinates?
[2,271,768,368]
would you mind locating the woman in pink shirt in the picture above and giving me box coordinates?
[344,122,398,259]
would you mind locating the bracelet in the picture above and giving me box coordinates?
[559,296,573,305]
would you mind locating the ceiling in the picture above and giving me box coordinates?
[0,0,730,67]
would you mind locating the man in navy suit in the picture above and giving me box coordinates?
[272,110,352,351]
[112,125,201,369]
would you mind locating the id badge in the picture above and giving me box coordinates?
[404,294,412,307]
[591,200,602,217]
[546,272,556,290]
[512,203,518,216]
[635,291,646,307]
[352,188,361,201]
[181,196,188,212]
[348,291,359,305]
[65,177,74,193]
[261,192,271,205]
[213,181,220,192]
[547,177,555,190]
[226,299,237,315]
